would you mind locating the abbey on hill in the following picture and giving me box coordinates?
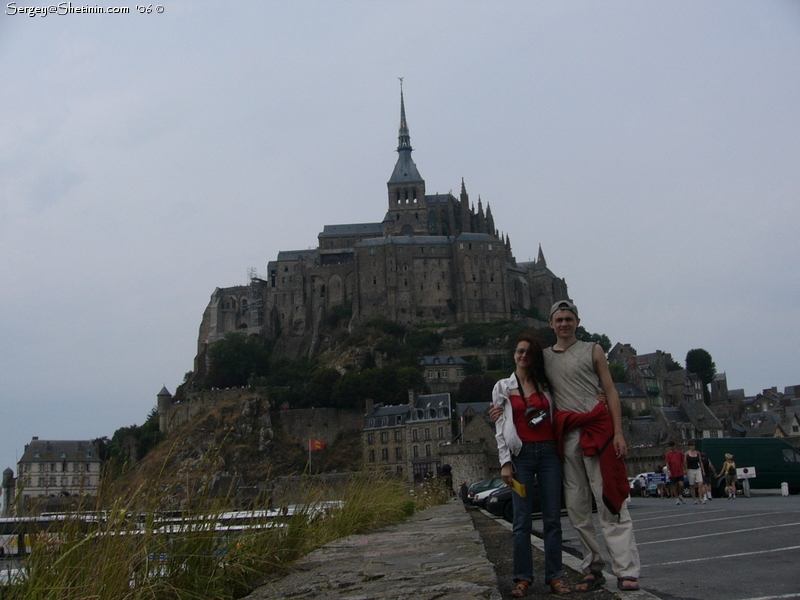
[194,88,569,368]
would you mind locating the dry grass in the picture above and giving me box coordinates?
[3,473,448,600]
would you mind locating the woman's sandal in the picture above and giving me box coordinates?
[510,580,531,597]
[549,579,572,595]
[574,570,605,593]
[617,577,640,591]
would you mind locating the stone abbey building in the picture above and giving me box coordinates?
[194,89,569,369]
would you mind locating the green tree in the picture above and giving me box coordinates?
[305,368,343,407]
[576,326,611,353]
[204,333,270,389]
[666,356,683,372]
[456,374,500,404]
[609,362,627,383]
[686,348,716,404]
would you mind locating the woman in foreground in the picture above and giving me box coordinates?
[492,332,569,597]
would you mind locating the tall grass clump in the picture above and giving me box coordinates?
[2,469,447,600]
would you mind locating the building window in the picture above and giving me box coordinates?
[412,429,419,441]
[381,431,389,443]
[413,445,419,458]
[425,444,432,457]
[394,430,402,442]
[438,426,444,439]
[396,447,403,460]
[424,428,431,440]
[367,433,374,444]
[368,450,375,462]
[381,448,389,461]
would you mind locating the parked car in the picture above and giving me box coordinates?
[466,477,503,505]
[472,482,506,508]
[485,479,570,523]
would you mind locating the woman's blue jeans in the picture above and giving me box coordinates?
[511,440,565,584]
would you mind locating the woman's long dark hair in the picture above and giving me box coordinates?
[516,332,552,395]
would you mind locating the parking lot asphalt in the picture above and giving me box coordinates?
[552,493,800,600]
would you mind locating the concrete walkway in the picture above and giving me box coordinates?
[244,500,502,600]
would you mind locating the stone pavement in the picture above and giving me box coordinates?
[243,499,659,600]
[243,500,502,600]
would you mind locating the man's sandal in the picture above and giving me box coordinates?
[510,580,531,597]
[574,570,605,593]
[549,579,572,595]
[617,577,640,591]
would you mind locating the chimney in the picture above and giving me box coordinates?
[408,389,418,408]
[365,398,374,415]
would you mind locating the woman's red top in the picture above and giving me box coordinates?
[510,391,554,442]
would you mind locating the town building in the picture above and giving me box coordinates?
[192,88,569,377]
[419,355,469,393]
[363,391,452,482]
[14,437,102,514]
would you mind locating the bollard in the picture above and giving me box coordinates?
[781,482,789,497]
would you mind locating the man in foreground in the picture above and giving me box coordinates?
[545,300,641,592]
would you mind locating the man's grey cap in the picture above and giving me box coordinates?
[549,300,579,318]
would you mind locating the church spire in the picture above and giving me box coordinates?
[537,244,547,267]
[397,78,412,152]
[388,79,423,185]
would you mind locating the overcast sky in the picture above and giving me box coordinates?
[1,1,799,475]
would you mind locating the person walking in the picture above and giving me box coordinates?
[492,332,570,597]
[700,452,717,500]
[664,441,685,504]
[684,440,705,504]
[720,453,738,499]
[544,300,640,592]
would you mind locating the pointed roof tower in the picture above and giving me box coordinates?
[537,244,547,268]
[388,79,423,184]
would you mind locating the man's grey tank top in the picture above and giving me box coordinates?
[543,340,601,413]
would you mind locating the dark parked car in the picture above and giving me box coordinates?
[465,477,504,505]
[485,480,583,523]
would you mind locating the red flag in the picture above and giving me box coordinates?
[309,439,326,451]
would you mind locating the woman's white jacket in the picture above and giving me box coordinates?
[491,373,555,468]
